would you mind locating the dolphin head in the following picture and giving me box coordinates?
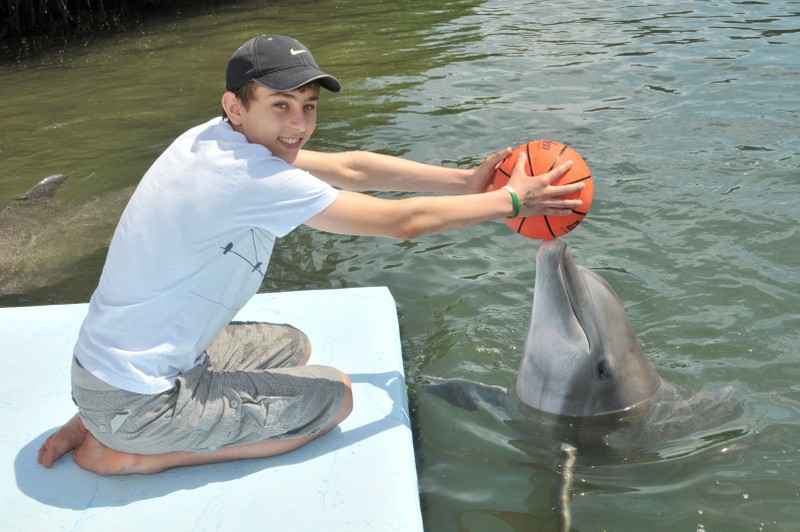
[13,174,68,203]
[515,239,662,417]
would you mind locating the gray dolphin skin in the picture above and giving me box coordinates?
[515,239,664,417]
[11,174,69,202]
[0,175,71,297]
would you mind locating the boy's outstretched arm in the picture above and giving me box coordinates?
[294,148,512,195]
[305,153,583,240]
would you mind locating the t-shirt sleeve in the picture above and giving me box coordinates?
[231,157,339,238]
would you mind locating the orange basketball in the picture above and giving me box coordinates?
[492,140,593,240]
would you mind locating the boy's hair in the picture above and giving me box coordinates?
[222,82,258,121]
[222,80,321,122]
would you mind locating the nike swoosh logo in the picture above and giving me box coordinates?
[290,49,307,55]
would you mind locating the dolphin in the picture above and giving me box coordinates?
[516,238,670,417]
[419,239,747,530]
[9,174,69,202]
[421,238,744,449]
[0,174,129,302]
[0,174,69,298]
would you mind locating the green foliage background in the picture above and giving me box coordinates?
[2,0,172,38]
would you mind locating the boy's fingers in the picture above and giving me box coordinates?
[544,160,574,183]
[513,151,527,173]
[497,146,512,160]
[545,207,578,216]
[487,147,512,170]
[551,180,586,195]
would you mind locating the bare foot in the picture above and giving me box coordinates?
[72,430,142,475]
[37,414,88,468]
[37,413,141,475]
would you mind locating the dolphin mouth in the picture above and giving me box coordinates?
[558,251,584,334]
[537,239,591,345]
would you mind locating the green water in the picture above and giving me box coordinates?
[1,0,799,530]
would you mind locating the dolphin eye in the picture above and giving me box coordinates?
[595,360,609,380]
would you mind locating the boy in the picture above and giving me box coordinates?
[38,35,584,475]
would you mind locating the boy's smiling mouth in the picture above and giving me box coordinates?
[278,136,302,147]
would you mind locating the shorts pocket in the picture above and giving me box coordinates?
[80,408,132,437]
[240,394,303,438]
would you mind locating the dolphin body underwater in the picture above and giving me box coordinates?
[0,174,130,302]
[0,174,71,297]
[421,239,746,530]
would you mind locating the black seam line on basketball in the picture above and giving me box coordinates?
[572,210,588,216]
[516,216,557,239]
[547,144,570,172]
[526,143,534,175]
[499,167,511,178]
[544,215,556,238]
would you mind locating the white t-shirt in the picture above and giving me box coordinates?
[74,118,339,394]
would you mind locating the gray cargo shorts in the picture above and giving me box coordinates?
[71,322,346,454]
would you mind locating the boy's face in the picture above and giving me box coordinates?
[234,84,320,164]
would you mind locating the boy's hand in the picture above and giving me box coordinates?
[466,147,513,194]
[508,152,585,217]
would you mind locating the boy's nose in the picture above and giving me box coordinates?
[289,110,308,131]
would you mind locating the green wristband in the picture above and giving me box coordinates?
[503,185,520,218]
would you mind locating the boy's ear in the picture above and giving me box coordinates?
[221,91,243,126]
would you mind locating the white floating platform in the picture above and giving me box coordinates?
[0,287,422,531]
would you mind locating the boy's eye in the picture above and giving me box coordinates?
[304,104,317,111]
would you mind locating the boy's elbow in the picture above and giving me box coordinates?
[388,198,429,240]
[393,223,425,241]
[381,216,424,240]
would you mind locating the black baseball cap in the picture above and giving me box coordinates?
[226,35,342,93]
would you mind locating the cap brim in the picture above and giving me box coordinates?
[254,66,341,93]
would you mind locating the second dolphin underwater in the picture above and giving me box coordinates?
[0,174,131,301]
